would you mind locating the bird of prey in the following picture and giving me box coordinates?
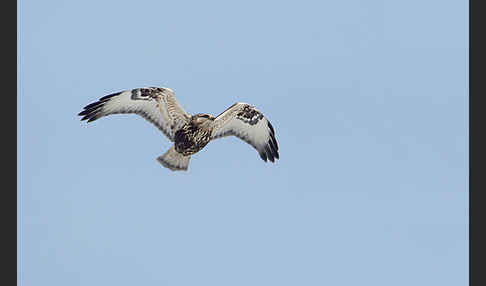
[78,87,279,171]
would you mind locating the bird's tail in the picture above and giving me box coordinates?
[156,145,191,171]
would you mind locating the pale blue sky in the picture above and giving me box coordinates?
[18,0,468,285]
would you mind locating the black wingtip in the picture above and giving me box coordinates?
[259,151,268,162]
[80,114,93,121]
[268,138,279,161]
[266,145,276,163]
[267,121,275,135]
[266,121,279,162]
[87,115,100,122]
[78,92,122,122]
[83,101,103,110]
[99,91,122,101]
[270,133,278,150]
[79,109,100,122]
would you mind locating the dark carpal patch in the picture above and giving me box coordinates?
[237,105,264,125]
[140,88,154,98]
[130,89,140,100]
[131,87,160,101]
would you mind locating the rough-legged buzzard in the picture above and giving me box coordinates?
[78,87,279,171]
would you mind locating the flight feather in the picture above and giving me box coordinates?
[78,87,190,141]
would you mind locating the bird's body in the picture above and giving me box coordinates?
[78,87,279,171]
[174,114,214,156]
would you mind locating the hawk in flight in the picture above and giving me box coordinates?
[78,87,279,171]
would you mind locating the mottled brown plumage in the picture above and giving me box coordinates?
[174,114,214,156]
[78,87,279,171]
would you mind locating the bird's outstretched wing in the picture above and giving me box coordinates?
[78,87,191,141]
[211,102,279,162]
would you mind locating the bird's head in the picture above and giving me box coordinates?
[192,113,215,126]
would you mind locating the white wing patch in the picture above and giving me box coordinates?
[211,103,279,162]
[78,87,190,141]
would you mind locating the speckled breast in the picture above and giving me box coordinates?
[174,124,212,156]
